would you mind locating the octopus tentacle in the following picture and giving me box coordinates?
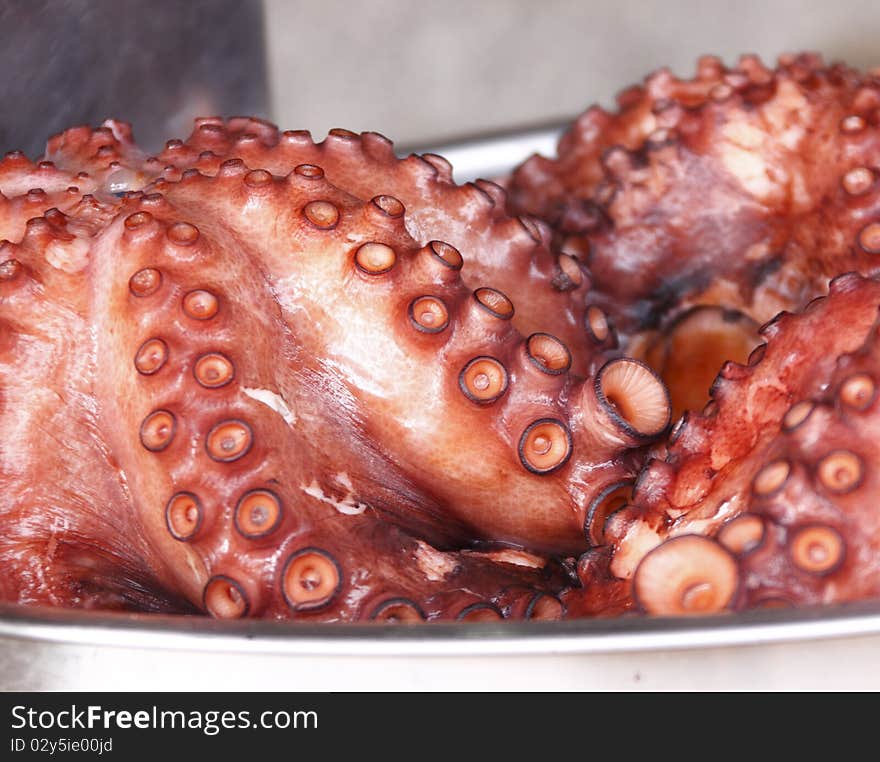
[0,208,188,612]
[1,120,678,620]
[508,52,880,409]
[36,118,599,374]
[145,157,671,558]
[180,123,599,375]
[581,273,880,613]
[0,150,102,244]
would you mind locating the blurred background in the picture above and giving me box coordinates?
[1,0,879,157]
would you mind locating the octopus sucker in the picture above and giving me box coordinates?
[594,358,671,441]
[633,535,739,616]
[716,514,766,556]
[203,574,251,620]
[233,489,283,539]
[408,295,449,334]
[455,602,505,622]
[165,492,203,543]
[368,597,427,623]
[280,547,343,613]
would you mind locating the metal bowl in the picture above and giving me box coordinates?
[4,126,878,691]
[5,600,880,690]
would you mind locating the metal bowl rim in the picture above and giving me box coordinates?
[4,600,880,656]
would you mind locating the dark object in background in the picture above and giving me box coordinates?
[0,0,268,157]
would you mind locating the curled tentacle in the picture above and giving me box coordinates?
[508,53,880,409]
[576,274,880,614]
[0,120,677,621]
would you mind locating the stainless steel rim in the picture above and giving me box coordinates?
[404,123,567,181]
[4,601,880,656]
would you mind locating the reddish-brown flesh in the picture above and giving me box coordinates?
[585,274,880,614]
[7,52,880,621]
[508,52,880,412]
[0,118,671,620]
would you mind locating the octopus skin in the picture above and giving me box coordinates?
[582,273,880,615]
[508,53,880,413]
[41,118,604,376]
[0,120,673,621]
